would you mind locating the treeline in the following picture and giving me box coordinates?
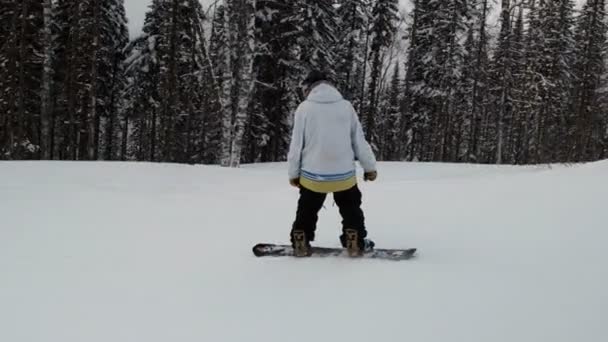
[1,0,606,165]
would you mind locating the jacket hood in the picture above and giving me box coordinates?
[306,83,343,104]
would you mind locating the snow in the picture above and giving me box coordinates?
[1,160,607,342]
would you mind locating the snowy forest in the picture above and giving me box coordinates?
[1,0,607,166]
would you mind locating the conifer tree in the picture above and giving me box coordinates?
[0,0,43,159]
[365,0,399,148]
[335,0,370,105]
[571,0,608,161]
[245,0,299,163]
[486,0,516,164]
[123,0,208,163]
[51,0,128,160]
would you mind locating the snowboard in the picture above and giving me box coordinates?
[252,243,417,261]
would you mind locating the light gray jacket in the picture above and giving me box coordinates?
[287,83,377,181]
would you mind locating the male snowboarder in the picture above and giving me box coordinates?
[287,70,378,257]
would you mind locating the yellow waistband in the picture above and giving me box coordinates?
[299,176,357,193]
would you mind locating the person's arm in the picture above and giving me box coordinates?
[287,105,306,183]
[350,104,377,175]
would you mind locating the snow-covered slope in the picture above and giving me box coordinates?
[1,161,607,342]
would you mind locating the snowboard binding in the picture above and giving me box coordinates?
[344,229,363,257]
[291,230,312,257]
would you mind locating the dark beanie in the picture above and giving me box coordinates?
[301,70,330,87]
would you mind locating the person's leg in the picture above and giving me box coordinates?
[292,186,327,244]
[333,185,368,250]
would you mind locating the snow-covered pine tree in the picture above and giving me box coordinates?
[507,6,529,164]
[486,0,516,164]
[571,0,608,161]
[244,0,299,163]
[51,0,128,161]
[203,3,226,164]
[124,0,208,164]
[365,0,399,148]
[160,0,208,163]
[537,0,576,163]
[290,0,339,72]
[435,0,470,162]
[174,0,210,164]
[122,8,163,162]
[445,0,492,163]
[377,63,401,160]
[0,0,43,160]
[453,27,476,162]
[400,0,427,161]
[97,0,129,161]
[404,0,469,162]
[352,0,374,116]
[462,0,491,163]
[335,0,370,105]
[50,0,76,160]
[520,0,546,164]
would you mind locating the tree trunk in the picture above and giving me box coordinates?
[40,0,53,160]
[105,54,120,160]
[66,18,77,160]
[229,0,256,167]
[366,51,382,144]
[151,108,157,161]
[120,113,129,161]
[13,0,30,159]
[469,0,489,162]
[220,0,235,167]
[400,0,419,160]
[88,0,100,160]
[358,18,371,116]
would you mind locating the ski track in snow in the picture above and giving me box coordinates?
[1,160,607,342]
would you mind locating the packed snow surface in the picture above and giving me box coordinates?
[1,161,607,342]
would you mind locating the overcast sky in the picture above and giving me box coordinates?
[124,0,412,38]
[124,0,585,39]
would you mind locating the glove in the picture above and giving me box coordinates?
[289,178,300,188]
[364,171,377,182]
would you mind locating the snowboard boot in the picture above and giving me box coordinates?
[341,229,375,257]
[291,230,312,257]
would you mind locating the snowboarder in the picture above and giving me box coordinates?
[287,70,378,257]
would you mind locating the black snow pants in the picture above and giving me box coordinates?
[291,185,367,244]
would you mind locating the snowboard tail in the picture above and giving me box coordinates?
[252,243,417,261]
